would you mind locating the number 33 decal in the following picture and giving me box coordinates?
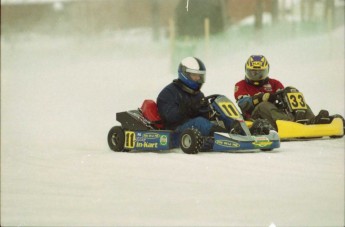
[287,92,307,110]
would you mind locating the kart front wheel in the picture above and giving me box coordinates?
[260,148,273,152]
[180,128,203,154]
[108,126,125,152]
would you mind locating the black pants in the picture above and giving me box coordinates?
[251,102,315,130]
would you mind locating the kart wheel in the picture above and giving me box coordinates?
[180,128,203,154]
[260,148,273,152]
[108,126,125,152]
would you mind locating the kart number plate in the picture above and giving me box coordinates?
[218,101,242,119]
[286,92,307,110]
[124,131,135,149]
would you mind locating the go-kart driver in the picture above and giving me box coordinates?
[234,55,344,130]
[157,56,272,137]
[157,56,224,136]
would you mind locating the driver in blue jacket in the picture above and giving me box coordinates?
[157,57,220,136]
[157,56,272,137]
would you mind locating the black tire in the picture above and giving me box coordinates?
[180,128,203,154]
[260,148,273,152]
[107,126,125,152]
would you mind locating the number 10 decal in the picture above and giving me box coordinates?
[218,102,242,119]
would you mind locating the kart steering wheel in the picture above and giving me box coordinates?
[201,94,222,120]
[203,94,221,105]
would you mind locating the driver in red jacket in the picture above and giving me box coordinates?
[234,55,332,130]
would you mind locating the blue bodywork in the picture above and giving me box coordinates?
[121,130,280,152]
[114,95,280,152]
[212,132,280,151]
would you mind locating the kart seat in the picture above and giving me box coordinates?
[140,100,164,129]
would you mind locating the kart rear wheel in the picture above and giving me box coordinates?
[108,126,126,152]
[180,128,203,154]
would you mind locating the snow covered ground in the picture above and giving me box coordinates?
[1,24,344,226]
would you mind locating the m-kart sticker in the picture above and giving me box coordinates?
[252,141,273,148]
[160,135,168,145]
[136,142,158,148]
[215,140,240,148]
[143,133,160,139]
[252,136,272,148]
[129,131,170,149]
[134,132,161,142]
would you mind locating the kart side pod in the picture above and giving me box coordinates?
[108,95,281,154]
[212,131,280,152]
[107,125,280,154]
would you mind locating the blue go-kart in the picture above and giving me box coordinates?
[107,94,280,154]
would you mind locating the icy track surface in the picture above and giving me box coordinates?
[1,27,344,226]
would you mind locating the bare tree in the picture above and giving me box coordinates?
[271,0,279,24]
[151,0,160,41]
[324,0,335,29]
[254,0,264,30]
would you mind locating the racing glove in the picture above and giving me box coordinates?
[179,97,205,118]
[189,97,208,117]
[252,92,277,106]
[237,96,254,113]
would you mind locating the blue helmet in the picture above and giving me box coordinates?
[178,57,206,91]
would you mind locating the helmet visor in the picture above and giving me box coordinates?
[186,68,206,84]
[245,68,268,81]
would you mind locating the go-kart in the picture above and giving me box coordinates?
[245,87,344,140]
[107,95,280,154]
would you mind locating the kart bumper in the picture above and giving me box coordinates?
[212,131,280,152]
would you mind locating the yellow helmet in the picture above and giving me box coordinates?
[245,55,269,86]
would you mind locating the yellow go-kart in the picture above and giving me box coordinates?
[245,88,344,141]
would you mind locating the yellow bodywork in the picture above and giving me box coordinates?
[245,121,253,128]
[245,118,344,140]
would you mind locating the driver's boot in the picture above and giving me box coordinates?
[310,110,331,124]
[210,125,228,134]
[250,119,275,135]
[294,110,309,124]
[229,121,246,135]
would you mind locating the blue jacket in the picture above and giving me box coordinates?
[157,80,206,129]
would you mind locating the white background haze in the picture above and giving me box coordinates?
[1,3,345,226]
